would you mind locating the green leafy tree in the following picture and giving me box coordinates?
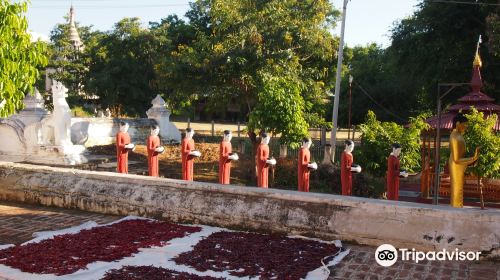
[155,0,338,145]
[247,66,308,147]
[357,110,429,177]
[150,14,201,114]
[85,18,163,116]
[388,1,500,108]
[486,13,500,57]
[48,20,99,105]
[464,108,500,179]
[0,0,47,117]
[340,44,421,125]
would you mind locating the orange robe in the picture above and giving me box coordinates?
[116,131,131,174]
[257,143,270,188]
[147,135,161,177]
[181,138,195,181]
[341,151,353,196]
[298,148,311,192]
[386,155,400,200]
[219,141,232,184]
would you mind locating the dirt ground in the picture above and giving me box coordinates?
[89,143,257,187]
[88,142,382,197]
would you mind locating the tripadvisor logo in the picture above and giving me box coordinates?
[375,244,398,267]
[375,244,481,267]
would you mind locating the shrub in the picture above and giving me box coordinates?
[463,109,500,179]
[71,106,93,117]
[357,111,429,177]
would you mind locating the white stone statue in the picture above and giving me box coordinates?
[105,107,111,118]
[0,82,87,165]
[40,81,72,146]
[146,95,181,143]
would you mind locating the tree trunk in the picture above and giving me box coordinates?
[248,131,259,180]
[279,144,287,158]
[478,176,485,210]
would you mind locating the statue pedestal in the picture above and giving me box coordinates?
[0,83,87,166]
[30,145,87,165]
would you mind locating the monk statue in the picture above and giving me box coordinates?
[341,140,361,196]
[256,133,276,188]
[449,113,479,208]
[385,143,408,200]
[181,128,201,181]
[147,124,164,177]
[219,130,239,184]
[116,121,135,174]
[298,137,317,192]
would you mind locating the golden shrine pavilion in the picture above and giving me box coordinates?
[420,53,500,203]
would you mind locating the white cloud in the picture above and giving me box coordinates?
[29,31,50,43]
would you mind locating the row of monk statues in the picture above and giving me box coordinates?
[115,121,412,201]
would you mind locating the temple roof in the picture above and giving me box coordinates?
[425,52,500,131]
[426,112,500,131]
[457,91,494,103]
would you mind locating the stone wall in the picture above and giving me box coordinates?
[0,162,499,257]
[70,118,156,147]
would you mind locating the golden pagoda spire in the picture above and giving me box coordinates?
[473,35,482,68]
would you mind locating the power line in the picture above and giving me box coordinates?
[30,4,190,9]
[426,0,500,6]
[353,81,406,122]
[32,0,187,1]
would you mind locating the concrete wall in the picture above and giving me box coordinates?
[0,162,499,257]
[70,118,155,147]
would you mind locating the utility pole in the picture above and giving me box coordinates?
[330,0,350,163]
[347,74,353,139]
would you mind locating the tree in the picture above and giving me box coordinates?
[486,13,500,57]
[47,20,99,105]
[339,44,419,125]
[357,110,429,177]
[85,18,163,116]
[247,66,308,147]
[388,1,500,110]
[0,0,47,117]
[464,108,500,179]
[155,0,339,145]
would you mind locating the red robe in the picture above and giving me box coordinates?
[219,141,232,184]
[147,135,161,177]
[298,148,311,192]
[256,143,270,188]
[181,138,195,181]
[341,151,353,196]
[386,155,400,200]
[116,131,131,174]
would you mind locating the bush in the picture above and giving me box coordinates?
[273,160,382,198]
[464,109,500,179]
[71,106,94,117]
[357,111,429,177]
[315,163,383,198]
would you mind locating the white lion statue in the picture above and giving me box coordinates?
[40,81,72,146]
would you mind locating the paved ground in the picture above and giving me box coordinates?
[0,202,120,245]
[0,202,498,280]
[330,245,498,280]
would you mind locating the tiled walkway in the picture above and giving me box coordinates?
[330,245,498,280]
[0,202,120,245]
[0,202,498,280]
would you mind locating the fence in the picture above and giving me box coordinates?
[186,121,356,141]
[193,135,346,162]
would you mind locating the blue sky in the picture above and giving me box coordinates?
[26,0,420,47]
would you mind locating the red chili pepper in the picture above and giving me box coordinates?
[0,220,201,275]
